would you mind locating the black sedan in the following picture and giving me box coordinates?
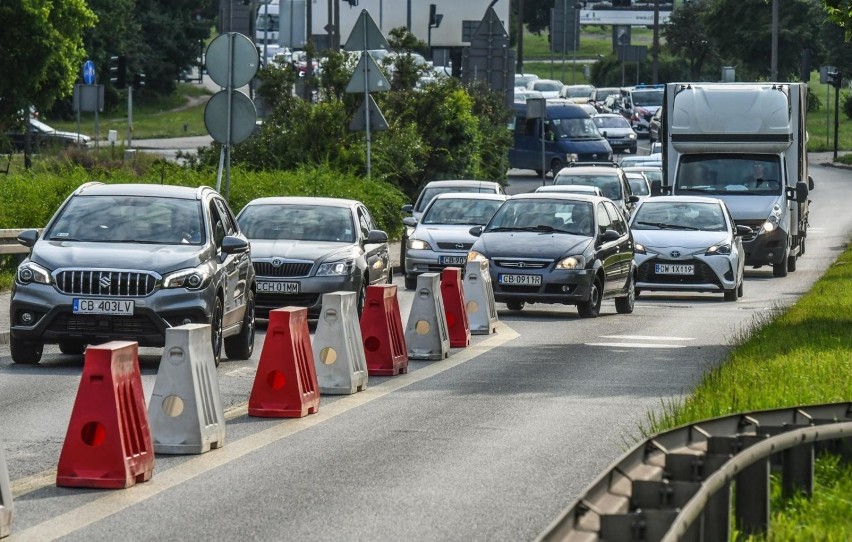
[468,193,636,317]
[236,197,391,318]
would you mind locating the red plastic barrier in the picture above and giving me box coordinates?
[249,307,320,418]
[56,341,154,489]
[360,284,408,376]
[441,267,471,348]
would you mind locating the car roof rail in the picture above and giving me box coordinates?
[565,161,618,168]
[74,181,105,195]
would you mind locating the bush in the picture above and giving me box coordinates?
[807,86,822,113]
[844,91,852,121]
[0,163,407,239]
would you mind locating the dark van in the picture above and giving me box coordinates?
[509,99,613,177]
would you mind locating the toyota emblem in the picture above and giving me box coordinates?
[271,258,283,267]
[99,276,111,289]
[670,250,681,258]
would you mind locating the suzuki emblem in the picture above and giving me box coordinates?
[670,250,681,258]
[99,276,111,289]
[271,258,283,267]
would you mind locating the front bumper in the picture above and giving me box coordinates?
[254,274,358,318]
[634,253,735,293]
[488,266,596,305]
[742,227,788,267]
[404,249,468,276]
[10,282,214,347]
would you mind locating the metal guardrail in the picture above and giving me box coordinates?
[0,229,39,256]
[537,402,852,542]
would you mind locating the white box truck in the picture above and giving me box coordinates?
[659,82,813,277]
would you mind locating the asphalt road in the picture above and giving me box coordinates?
[1,160,849,540]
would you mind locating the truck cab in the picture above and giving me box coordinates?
[509,99,613,177]
[659,83,812,277]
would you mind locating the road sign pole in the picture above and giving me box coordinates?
[363,14,371,180]
[226,32,234,201]
[128,86,133,148]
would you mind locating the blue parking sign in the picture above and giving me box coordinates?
[83,60,95,85]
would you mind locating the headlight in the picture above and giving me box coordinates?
[762,203,782,233]
[317,260,353,276]
[628,133,637,140]
[467,250,487,262]
[17,262,51,285]
[407,239,431,250]
[567,153,579,163]
[163,266,211,290]
[634,243,646,254]
[555,256,586,269]
[705,243,732,256]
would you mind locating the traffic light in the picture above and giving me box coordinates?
[132,72,146,89]
[827,70,843,89]
[109,55,127,89]
[429,4,443,28]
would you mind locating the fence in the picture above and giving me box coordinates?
[536,402,852,542]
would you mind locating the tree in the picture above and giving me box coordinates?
[663,1,716,80]
[824,0,852,38]
[0,0,96,129]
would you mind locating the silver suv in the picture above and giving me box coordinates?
[10,183,256,365]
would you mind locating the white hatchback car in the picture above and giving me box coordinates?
[629,196,752,301]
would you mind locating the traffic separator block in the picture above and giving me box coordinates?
[405,273,450,360]
[313,292,369,394]
[0,438,13,539]
[360,284,408,376]
[56,341,154,489]
[440,267,471,348]
[249,307,320,418]
[464,259,499,335]
[148,324,226,454]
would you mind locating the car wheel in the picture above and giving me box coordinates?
[737,281,744,297]
[773,254,789,278]
[404,274,418,290]
[506,301,525,311]
[399,239,407,274]
[59,341,86,356]
[577,277,602,318]
[724,287,738,302]
[11,337,43,365]
[210,296,224,367]
[550,158,564,177]
[614,273,635,314]
[357,276,368,317]
[224,290,255,361]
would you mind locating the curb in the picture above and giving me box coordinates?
[1,331,8,346]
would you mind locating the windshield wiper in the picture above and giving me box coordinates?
[488,227,529,232]
[636,221,700,231]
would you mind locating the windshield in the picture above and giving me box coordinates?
[593,116,631,129]
[515,75,538,87]
[627,176,650,196]
[48,196,204,245]
[633,201,727,232]
[415,186,497,212]
[238,204,355,242]
[675,154,783,196]
[562,86,594,98]
[554,173,622,201]
[531,81,562,92]
[487,199,594,236]
[422,198,503,225]
[627,168,662,184]
[631,89,663,107]
[551,118,601,140]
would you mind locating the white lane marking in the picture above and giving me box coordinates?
[599,335,695,341]
[586,342,687,349]
[12,323,520,540]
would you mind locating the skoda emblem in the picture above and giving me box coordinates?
[271,258,283,267]
[670,250,681,258]
[99,276,111,289]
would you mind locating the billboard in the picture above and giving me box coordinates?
[579,1,673,26]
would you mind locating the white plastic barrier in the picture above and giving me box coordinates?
[405,273,450,360]
[463,259,498,335]
[313,291,369,394]
[148,324,226,454]
[0,438,13,539]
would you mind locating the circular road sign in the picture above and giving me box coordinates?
[205,33,259,88]
[204,90,257,145]
[83,60,96,85]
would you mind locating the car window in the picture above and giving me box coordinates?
[415,185,498,212]
[603,201,627,234]
[596,202,611,235]
[209,201,227,248]
[213,198,236,236]
[47,195,204,245]
[554,174,622,201]
[422,198,503,225]
[357,207,372,236]
[238,204,355,242]
[358,205,377,231]
[627,176,650,196]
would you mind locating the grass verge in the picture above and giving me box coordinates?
[645,245,852,539]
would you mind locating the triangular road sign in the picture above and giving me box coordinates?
[349,94,389,132]
[345,53,391,93]
[470,7,510,47]
[344,9,389,52]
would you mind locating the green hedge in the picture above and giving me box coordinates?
[0,163,407,238]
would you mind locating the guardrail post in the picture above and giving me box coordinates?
[699,454,731,542]
[781,441,814,498]
[734,436,770,537]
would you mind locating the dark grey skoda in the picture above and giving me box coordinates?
[10,183,256,365]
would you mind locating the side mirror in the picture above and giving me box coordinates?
[602,130,608,138]
[808,175,815,191]
[402,216,417,227]
[402,204,413,214]
[366,229,388,244]
[795,181,809,203]
[469,225,483,237]
[628,194,640,203]
[221,235,249,254]
[17,229,40,248]
[736,225,753,237]
[650,179,663,196]
[600,229,621,243]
